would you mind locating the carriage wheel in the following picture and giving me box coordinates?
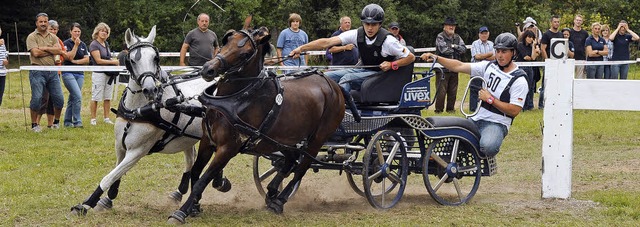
[252,155,300,199]
[362,130,408,209]
[346,170,365,197]
[422,137,481,206]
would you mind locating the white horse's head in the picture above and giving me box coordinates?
[124,25,161,101]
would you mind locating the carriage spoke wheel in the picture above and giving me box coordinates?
[422,137,481,206]
[252,155,300,199]
[345,138,367,197]
[363,130,408,209]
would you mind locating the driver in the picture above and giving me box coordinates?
[420,33,528,158]
[289,4,414,94]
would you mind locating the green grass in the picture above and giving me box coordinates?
[1,66,640,226]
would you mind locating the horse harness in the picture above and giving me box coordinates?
[199,69,324,155]
[114,42,202,154]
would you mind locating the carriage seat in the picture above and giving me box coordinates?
[425,116,480,137]
[350,62,414,105]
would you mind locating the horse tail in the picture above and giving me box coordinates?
[338,86,361,122]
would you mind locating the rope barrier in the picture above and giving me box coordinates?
[7,59,640,72]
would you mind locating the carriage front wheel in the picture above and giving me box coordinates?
[252,155,300,199]
[422,137,481,206]
[362,130,408,209]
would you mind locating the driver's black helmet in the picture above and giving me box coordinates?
[360,4,384,24]
[494,32,517,50]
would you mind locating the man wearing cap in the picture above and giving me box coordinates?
[421,32,528,157]
[25,13,66,132]
[469,26,494,112]
[434,16,466,113]
[289,4,414,97]
[389,22,406,46]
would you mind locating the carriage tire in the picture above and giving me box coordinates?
[422,137,481,206]
[252,155,300,199]
[362,130,408,210]
[346,172,365,197]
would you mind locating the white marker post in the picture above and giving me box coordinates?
[541,38,573,199]
[541,38,640,199]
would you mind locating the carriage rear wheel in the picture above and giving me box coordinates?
[252,155,300,199]
[362,130,408,209]
[422,137,481,206]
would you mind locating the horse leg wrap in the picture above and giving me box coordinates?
[107,179,121,200]
[94,197,113,212]
[83,185,104,208]
[189,202,202,217]
[168,210,187,224]
[70,204,90,216]
[212,177,231,192]
[265,198,285,214]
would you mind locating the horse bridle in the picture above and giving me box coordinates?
[214,30,258,76]
[125,42,161,87]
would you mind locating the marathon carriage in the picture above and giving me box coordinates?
[253,62,497,209]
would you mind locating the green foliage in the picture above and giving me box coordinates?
[1,0,639,56]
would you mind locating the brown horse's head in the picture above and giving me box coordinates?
[200,27,271,82]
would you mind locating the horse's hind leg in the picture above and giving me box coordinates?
[168,146,197,205]
[168,144,238,224]
[265,154,297,214]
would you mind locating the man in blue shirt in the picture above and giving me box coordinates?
[608,20,640,80]
[277,13,309,70]
[327,16,359,66]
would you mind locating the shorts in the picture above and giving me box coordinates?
[91,72,114,101]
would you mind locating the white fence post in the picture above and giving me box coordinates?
[541,58,574,199]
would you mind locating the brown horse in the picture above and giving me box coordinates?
[167,26,345,224]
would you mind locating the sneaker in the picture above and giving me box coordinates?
[64,123,74,128]
[90,119,97,125]
[74,124,84,128]
[103,118,114,124]
[51,124,60,129]
[31,125,42,133]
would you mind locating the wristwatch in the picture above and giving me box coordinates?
[487,96,495,105]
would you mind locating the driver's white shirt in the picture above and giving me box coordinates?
[337,29,409,60]
[469,61,528,129]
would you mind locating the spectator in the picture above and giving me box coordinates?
[539,15,563,110]
[420,33,528,157]
[561,28,575,58]
[89,22,119,125]
[516,30,540,111]
[277,13,309,71]
[180,13,219,66]
[288,4,414,96]
[25,13,66,132]
[0,26,7,107]
[570,15,589,78]
[388,21,406,46]
[585,22,608,79]
[327,16,359,66]
[434,16,466,113]
[517,17,542,39]
[469,26,495,112]
[601,24,614,79]
[36,19,69,129]
[264,43,279,65]
[609,20,640,80]
[62,22,90,128]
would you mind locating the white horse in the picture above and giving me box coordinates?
[70,26,219,216]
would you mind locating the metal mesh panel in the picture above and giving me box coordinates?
[340,113,395,133]
[428,137,481,177]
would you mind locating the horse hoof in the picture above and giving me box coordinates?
[167,210,187,225]
[189,203,202,217]
[168,191,183,204]
[212,177,232,192]
[265,199,284,214]
[94,197,113,212]
[69,204,89,216]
